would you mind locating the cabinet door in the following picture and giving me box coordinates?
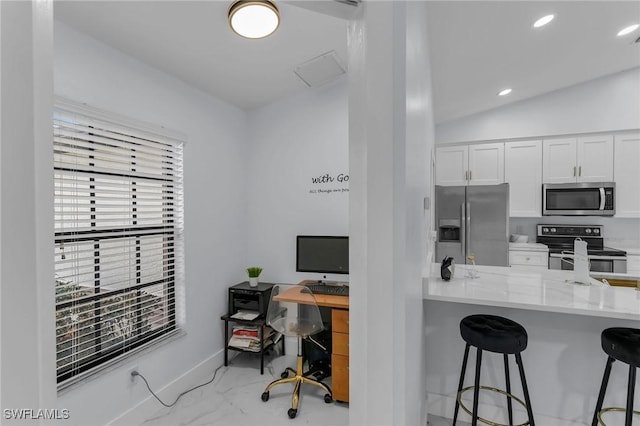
[577,135,613,182]
[505,140,542,217]
[627,253,640,275]
[543,137,577,183]
[468,142,504,185]
[614,132,640,217]
[435,145,468,186]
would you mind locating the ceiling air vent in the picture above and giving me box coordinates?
[294,51,346,87]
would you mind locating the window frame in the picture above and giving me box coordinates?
[53,98,185,387]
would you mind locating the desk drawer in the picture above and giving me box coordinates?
[333,331,349,356]
[332,354,349,402]
[332,309,349,333]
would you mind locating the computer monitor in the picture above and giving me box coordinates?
[296,235,349,275]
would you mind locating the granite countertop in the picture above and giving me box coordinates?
[424,264,640,320]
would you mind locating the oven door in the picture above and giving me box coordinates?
[542,183,615,216]
[549,253,627,273]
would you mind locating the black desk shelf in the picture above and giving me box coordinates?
[222,281,281,375]
[221,314,284,374]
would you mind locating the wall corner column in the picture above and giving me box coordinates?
[348,1,434,425]
[1,0,56,420]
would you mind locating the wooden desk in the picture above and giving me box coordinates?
[274,282,350,403]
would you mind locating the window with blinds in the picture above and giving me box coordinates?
[53,101,184,384]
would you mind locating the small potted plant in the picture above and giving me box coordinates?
[246,266,263,287]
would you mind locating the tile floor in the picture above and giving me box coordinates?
[139,352,464,425]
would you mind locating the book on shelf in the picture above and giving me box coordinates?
[228,325,281,352]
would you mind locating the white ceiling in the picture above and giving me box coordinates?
[54,1,640,124]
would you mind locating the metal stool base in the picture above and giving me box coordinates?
[597,407,640,426]
[457,385,531,426]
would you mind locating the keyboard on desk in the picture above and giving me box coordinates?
[307,283,349,296]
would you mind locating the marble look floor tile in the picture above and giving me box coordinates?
[139,353,463,426]
[140,354,348,426]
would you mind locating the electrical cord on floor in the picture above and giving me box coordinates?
[132,364,224,408]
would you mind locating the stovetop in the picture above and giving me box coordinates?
[536,224,627,257]
[545,245,627,257]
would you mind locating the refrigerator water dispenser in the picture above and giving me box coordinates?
[439,219,461,242]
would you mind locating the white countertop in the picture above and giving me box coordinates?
[424,264,640,320]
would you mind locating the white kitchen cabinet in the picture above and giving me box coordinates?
[435,145,468,186]
[436,143,504,186]
[627,253,640,276]
[542,135,613,183]
[505,140,542,217]
[614,132,640,218]
[509,243,549,270]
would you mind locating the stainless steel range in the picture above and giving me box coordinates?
[536,224,627,273]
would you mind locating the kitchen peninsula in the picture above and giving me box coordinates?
[423,264,640,425]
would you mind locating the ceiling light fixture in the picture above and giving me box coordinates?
[533,14,554,28]
[228,0,280,39]
[498,88,512,96]
[617,24,640,37]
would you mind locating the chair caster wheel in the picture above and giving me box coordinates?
[261,392,269,402]
[288,408,297,419]
[281,371,289,379]
[324,394,333,403]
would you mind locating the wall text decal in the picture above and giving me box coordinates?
[308,172,349,195]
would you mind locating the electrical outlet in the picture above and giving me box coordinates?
[128,366,139,383]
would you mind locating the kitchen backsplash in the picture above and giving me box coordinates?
[510,217,640,250]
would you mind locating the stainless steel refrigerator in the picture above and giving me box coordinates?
[435,183,509,267]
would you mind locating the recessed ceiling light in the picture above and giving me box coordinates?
[533,14,554,28]
[498,88,512,97]
[617,24,640,37]
[228,0,280,39]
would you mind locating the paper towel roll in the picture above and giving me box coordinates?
[574,238,590,285]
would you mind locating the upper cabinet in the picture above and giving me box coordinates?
[435,145,468,186]
[614,132,640,218]
[542,135,613,183]
[436,143,504,186]
[505,140,542,217]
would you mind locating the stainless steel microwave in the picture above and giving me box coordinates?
[542,182,615,216]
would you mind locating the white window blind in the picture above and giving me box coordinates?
[53,101,184,384]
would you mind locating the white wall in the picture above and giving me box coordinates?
[54,22,248,425]
[245,77,349,284]
[348,3,433,425]
[1,0,58,419]
[436,67,640,144]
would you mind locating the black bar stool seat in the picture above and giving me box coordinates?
[460,314,528,354]
[591,327,640,426]
[454,314,535,426]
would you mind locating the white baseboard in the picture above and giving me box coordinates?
[427,392,587,426]
[107,350,225,426]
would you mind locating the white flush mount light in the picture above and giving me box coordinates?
[228,0,280,39]
[533,14,554,28]
[617,24,640,37]
[498,88,512,96]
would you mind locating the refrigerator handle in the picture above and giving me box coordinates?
[460,203,466,258]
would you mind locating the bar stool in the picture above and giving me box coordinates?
[453,314,535,426]
[591,327,640,426]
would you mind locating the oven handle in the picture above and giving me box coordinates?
[549,252,626,261]
[599,187,605,210]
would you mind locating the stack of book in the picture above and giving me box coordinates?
[228,324,281,352]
